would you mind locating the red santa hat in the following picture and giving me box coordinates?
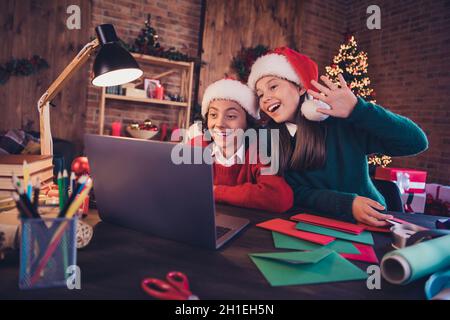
[201,78,259,119]
[247,47,330,121]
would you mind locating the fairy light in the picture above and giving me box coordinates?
[325,36,376,103]
[326,36,391,167]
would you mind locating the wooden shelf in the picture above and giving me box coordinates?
[131,53,191,68]
[98,52,195,135]
[105,94,188,107]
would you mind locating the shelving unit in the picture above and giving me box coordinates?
[98,53,195,135]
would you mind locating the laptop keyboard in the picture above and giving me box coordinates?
[216,226,232,239]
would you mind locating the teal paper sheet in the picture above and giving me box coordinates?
[296,222,374,245]
[272,232,360,254]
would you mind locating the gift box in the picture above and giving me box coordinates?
[375,167,427,194]
[425,183,450,216]
[401,192,426,213]
[426,183,450,203]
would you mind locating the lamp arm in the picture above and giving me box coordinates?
[38,38,100,109]
[38,38,100,155]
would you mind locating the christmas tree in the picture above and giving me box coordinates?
[133,14,161,54]
[325,36,376,103]
[326,36,391,169]
[125,14,202,65]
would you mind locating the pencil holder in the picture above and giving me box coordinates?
[19,217,77,290]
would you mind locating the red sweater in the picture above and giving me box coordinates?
[190,136,293,213]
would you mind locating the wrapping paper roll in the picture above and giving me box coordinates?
[381,235,450,285]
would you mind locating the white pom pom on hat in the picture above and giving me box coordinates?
[201,78,259,119]
[301,94,331,122]
[248,47,330,122]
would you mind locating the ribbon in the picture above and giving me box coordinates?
[396,171,411,193]
[404,193,415,213]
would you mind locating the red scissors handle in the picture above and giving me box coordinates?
[141,278,189,300]
[166,271,191,292]
[141,271,199,300]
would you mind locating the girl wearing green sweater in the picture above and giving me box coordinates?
[247,47,428,226]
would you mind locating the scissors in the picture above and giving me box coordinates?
[141,271,199,300]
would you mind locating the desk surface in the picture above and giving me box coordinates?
[0,205,444,300]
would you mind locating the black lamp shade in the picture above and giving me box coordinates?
[92,24,143,87]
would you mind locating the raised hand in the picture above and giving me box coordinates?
[308,74,358,118]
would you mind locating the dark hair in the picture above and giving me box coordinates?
[269,93,327,175]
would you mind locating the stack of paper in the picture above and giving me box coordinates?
[249,248,367,286]
[0,155,53,197]
[252,213,381,286]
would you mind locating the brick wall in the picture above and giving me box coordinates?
[84,0,202,136]
[300,0,348,76]
[346,0,450,184]
[82,0,449,184]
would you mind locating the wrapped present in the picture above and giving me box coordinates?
[375,167,427,193]
[426,184,450,202]
[425,183,450,217]
[401,192,426,213]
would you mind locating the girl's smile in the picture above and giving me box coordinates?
[207,100,247,157]
[256,76,306,123]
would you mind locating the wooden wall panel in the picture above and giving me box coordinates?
[199,0,350,102]
[0,0,91,151]
[199,0,305,98]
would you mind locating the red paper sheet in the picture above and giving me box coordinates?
[290,213,365,235]
[256,218,335,245]
[358,217,428,233]
[341,243,379,264]
[357,223,390,233]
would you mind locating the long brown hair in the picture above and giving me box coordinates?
[269,93,327,175]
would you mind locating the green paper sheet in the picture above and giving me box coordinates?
[249,248,367,286]
[296,222,374,245]
[272,232,360,254]
[251,248,333,264]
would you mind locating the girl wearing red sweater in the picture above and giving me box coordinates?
[190,78,293,213]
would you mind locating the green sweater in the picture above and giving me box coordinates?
[285,97,428,221]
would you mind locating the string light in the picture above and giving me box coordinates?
[325,36,375,103]
[326,36,391,167]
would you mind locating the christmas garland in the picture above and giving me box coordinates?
[368,154,392,168]
[231,45,269,82]
[0,55,49,85]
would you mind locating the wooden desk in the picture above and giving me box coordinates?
[0,205,445,299]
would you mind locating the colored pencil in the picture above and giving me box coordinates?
[30,181,92,286]
[57,171,64,211]
[12,174,40,218]
[23,161,29,194]
[33,178,40,213]
[62,170,69,206]
[57,175,88,218]
[69,172,76,196]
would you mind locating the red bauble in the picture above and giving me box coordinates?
[71,157,90,176]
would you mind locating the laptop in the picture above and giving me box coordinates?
[84,134,249,249]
